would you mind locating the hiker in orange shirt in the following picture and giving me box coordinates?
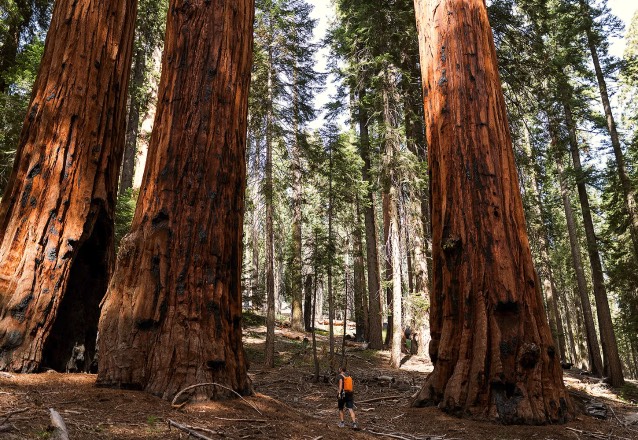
[337,366,358,429]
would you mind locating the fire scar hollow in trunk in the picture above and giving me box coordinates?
[0,0,137,372]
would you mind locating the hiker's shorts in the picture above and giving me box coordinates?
[338,392,354,410]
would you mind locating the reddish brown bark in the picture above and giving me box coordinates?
[411,0,572,423]
[97,0,254,400]
[0,0,136,372]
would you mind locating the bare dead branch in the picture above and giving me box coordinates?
[0,407,29,425]
[171,382,262,416]
[212,416,267,423]
[357,395,405,404]
[168,419,215,440]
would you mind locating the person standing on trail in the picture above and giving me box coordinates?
[337,366,358,429]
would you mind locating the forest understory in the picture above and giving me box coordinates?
[0,317,637,440]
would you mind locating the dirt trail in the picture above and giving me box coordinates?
[0,322,637,439]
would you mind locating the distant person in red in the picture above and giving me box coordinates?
[337,366,358,429]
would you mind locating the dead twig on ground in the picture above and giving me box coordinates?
[357,395,405,404]
[0,407,28,425]
[168,419,215,440]
[212,416,267,423]
[49,408,69,440]
[565,426,632,440]
[171,382,263,416]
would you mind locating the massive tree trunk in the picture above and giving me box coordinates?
[563,101,624,386]
[411,0,572,423]
[0,0,136,372]
[97,0,254,399]
[551,125,603,376]
[120,48,146,194]
[358,89,384,349]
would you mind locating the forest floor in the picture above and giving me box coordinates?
[1,316,638,439]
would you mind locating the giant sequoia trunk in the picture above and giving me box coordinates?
[0,0,136,372]
[411,0,571,423]
[97,0,254,399]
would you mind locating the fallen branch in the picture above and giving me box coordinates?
[0,407,29,425]
[49,408,69,440]
[565,427,632,440]
[212,416,267,423]
[171,382,262,416]
[348,354,373,365]
[168,419,215,440]
[357,395,405,404]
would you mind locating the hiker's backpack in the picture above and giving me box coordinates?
[343,374,353,392]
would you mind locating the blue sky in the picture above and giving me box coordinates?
[306,0,638,129]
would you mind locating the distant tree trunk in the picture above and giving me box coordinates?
[388,192,402,368]
[0,0,136,372]
[312,261,319,381]
[381,66,403,363]
[404,92,430,358]
[358,88,383,349]
[250,144,262,309]
[327,144,335,358]
[353,199,367,341]
[563,101,624,386]
[571,286,589,368]
[264,53,276,369]
[290,71,304,332]
[119,49,146,194]
[524,126,567,362]
[382,192,393,347]
[304,274,313,331]
[411,0,572,423]
[561,290,579,366]
[551,124,603,376]
[97,0,254,399]
[580,1,638,264]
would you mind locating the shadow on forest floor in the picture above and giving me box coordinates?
[0,319,637,439]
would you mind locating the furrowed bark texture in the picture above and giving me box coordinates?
[412,0,571,423]
[0,0,137,372]
[97,0,254,400]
